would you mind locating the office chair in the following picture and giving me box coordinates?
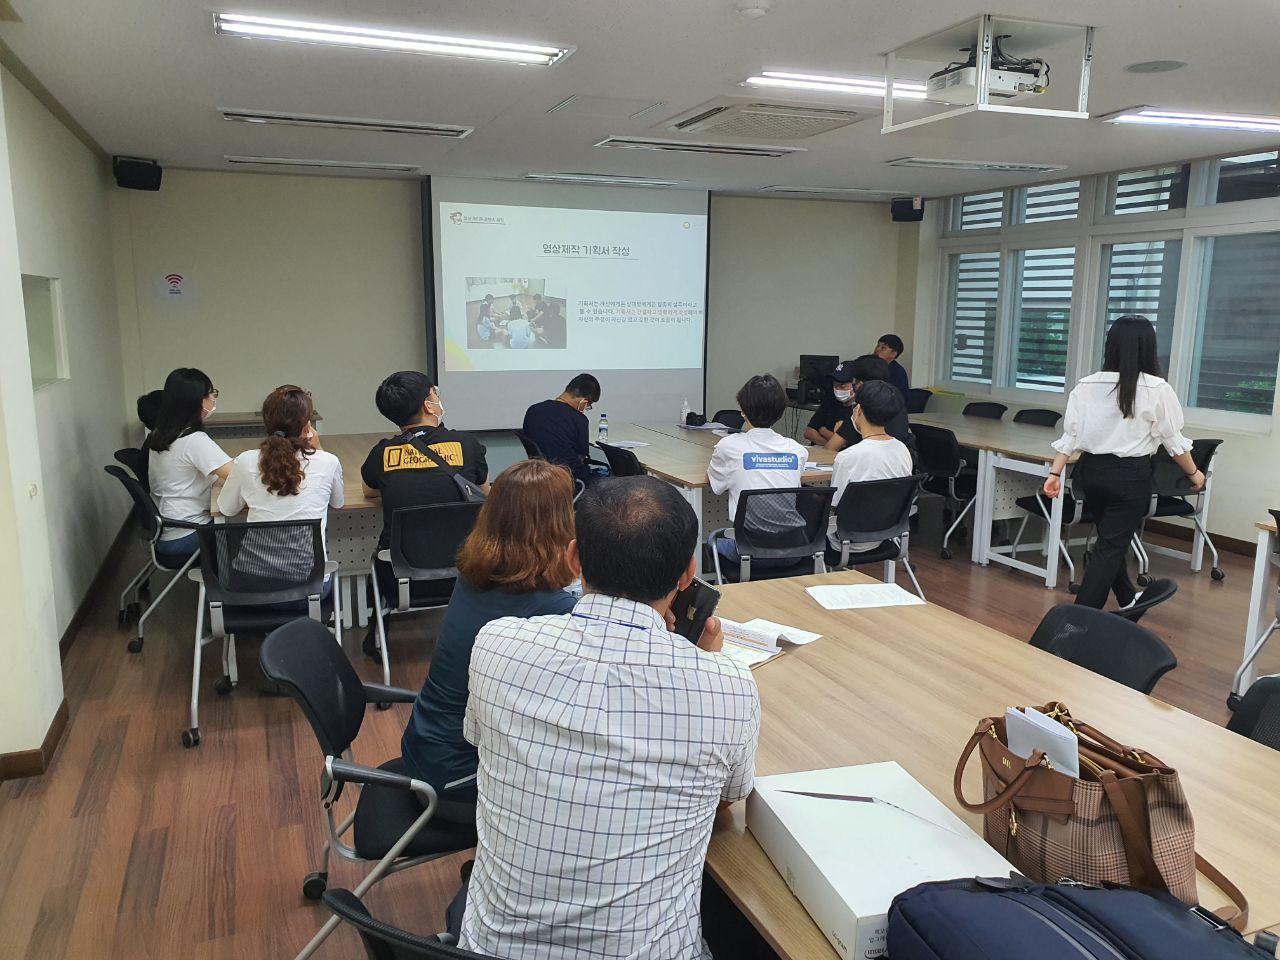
[514,430,544,460]
[1226,677,1280,751]
[112,447,156,619]
[1012,408,1062,428]
[910,423,976,560]
[711,409,745,431]
[707,486,835,585]
[1231,509,1280,710]
[114,445,149,487]
[1009,486,1093,595]
[322,889,496,959]
[595,441,646,477]
[103,463,202,651]
[963,401,1008,420]
[1133,438,1225,585]
[904,388,932,414]
[261,620,477,960]
[1030,604,1177,694]
[1113,577,1177,623]
[826,474,926,600]
[183,519,338,748]
[366,502,483,685]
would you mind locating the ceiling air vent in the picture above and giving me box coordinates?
[762,185,896,198]
[221,108,473,138]
[594,136,802,159]
[666,100,862,140]
[223,155,420,173]
[886,157,1066,173]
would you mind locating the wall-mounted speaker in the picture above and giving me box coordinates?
[112,156,162,191]
[891,195,924,222]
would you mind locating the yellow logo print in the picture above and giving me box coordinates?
[383,442,464,472]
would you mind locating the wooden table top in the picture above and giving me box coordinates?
[220,432,384,510]
[1258,519,1277,534]
[909,411,1062,462]
[706,570,1280,957]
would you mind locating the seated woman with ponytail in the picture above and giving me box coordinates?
[217,385,344,588]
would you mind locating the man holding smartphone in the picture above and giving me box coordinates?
[458,476,762,960]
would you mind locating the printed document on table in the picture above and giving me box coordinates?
[743,618,823,645]
[608,440,649,449]
[805,583,925,610]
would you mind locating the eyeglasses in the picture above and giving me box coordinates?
[209,388,220,399]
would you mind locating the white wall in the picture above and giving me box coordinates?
[707,196,914,412]
[3,67,128,637]
[112,169,427,436]
[0,70,65,754]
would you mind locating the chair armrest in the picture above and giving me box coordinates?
[363,682,417,705]
[187,569,204,584]
[323,560,338,576]
[586,457,609,469]
[328,758,421,793]
[376,549,392,563]
[164,518,204,530]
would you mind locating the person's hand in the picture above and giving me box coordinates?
[1187,469,1206,492]
[1043,474,1062,499]
[696,616,723,653]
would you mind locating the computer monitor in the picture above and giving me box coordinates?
[798,354,839,403]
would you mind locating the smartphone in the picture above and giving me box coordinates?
[670,577,721,644]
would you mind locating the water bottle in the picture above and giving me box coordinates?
[598,413,609,442]
[680,397,691,425]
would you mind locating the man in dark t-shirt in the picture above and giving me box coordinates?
[826,354,917,465]
[875,333,910,397]
[522,373,602,484]
[803,360,855,445]
[362,371,489,602]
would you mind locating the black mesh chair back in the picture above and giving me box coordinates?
[389,502,484,580]
[196,518,325,605]
[596,442,645,477]
[323,889,496,959]
[832,474,922,544]
[261,619,367,759]
[905,388,932,414]
[1013,408,1062,428]
[514,431,543,460]
[114,446,150,485]
[1150,438,1223,498]
[963,401,1008,420]
[1114,577,1177,623]
[733,486,835,560]
[712,409,745,431]
[1226,677,1280,751]
[1030,604,1177,694]
[1271,509,1280,556]
[910,423,963,479]
[104,464,163,543]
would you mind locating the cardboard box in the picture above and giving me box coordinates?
[746,761,1014,958]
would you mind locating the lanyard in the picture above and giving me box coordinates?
[572,611,651,632]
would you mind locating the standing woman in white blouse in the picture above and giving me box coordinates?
[1044,315,1204,609]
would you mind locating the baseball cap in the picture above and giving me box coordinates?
[831,361,856,383]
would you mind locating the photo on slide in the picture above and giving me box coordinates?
[465,277,567,351]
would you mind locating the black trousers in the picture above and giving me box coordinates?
[1074,453,1152,610]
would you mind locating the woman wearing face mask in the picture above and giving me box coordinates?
[145,367,233,563]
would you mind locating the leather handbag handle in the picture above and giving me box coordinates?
[953,724,1046,815]
[1197,854,1250,932]
[1098,772,1166,892]
[1042,704,1139,758]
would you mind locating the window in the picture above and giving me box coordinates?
[1188,231,1280,415]
[1017,180,1080,224]
[21,275,66,389]
[1010,247,1075,391]
[1099,239,1181,374]
[1108,164,1191,216]
[1214,150,1280,204]
[946,251,1001,383]
[956,191,1003,230]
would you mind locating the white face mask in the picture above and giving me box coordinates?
[833,388,853,403]
[429,397,445,421]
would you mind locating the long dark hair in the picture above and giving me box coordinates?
[1103,315,1161,419]
[146,368,213,452]
[258,385,315,496]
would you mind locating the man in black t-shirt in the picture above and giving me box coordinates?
[825,355,917,464]
[362,371,489,603]
[522,373,601,484]
[803,360,856,446]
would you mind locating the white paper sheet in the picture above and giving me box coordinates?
[1005,707,1080,778]
[804,583,926,610]
[743,618,823,645]
[721,641,781,669]
[607,440,649,449]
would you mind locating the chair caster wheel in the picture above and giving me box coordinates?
[362,629,381,663]
[1136,574,1152,588]
[1068,582,1080,595]
[376,701,391,711]
[1227,693,1241,711]
[127,637,144,654]
[940,548,953,560]
[1211,567,1225,582]
[302,872,328,900]
[214,676,234,696]
[181,728,201,748]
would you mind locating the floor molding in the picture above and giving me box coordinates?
[60,518,132,661]
[0,698,69,781]
[1145,519,1251,558]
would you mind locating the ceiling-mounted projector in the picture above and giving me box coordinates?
[926,34,1049,105]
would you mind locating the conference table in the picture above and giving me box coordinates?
[707,569,1280,958]
[1236,515,1279,702]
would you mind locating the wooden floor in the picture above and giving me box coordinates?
[2,514,1276,959]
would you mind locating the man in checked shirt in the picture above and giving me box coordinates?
[458,476,767,960]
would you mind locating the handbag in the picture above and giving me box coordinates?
[400,431,486,503]
[953,701,1249,931]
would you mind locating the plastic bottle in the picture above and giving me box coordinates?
[598,413,609,442]
[680,397,691,425]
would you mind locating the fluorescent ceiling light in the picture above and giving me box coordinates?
[224,155,420,173]
[762,185,895,196]
[886,157,1066,173]
[213,13,573,66]
[1101,106,1280,134]
[744,71,928,101]
[523,173,685,187]
[221,108,472,138]
[595,136,803,158]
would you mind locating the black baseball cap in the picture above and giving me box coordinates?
[831,361,856,383]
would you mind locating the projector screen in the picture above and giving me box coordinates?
[429,177,709,430]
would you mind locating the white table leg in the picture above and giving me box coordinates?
[1241,528,1275,695]
[971,449,994,565]
[1191,474,1214,573]
[678,486,705,575]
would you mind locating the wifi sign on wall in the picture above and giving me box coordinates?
[152,270,196,302]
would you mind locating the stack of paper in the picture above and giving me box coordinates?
[1005,707,1080,777]
[805,583,925,610]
